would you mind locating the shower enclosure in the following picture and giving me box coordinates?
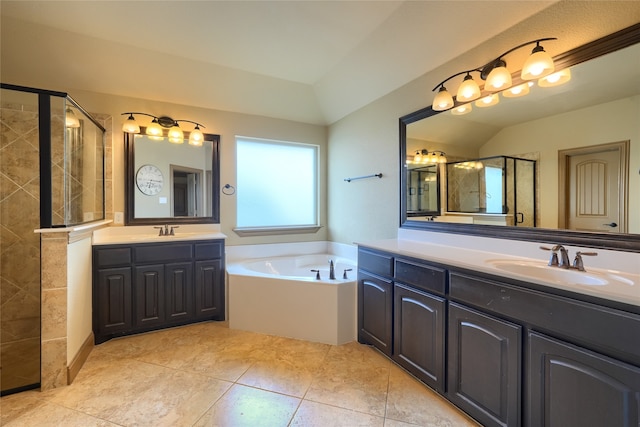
[0,84,105,395]
[446,156,536,227]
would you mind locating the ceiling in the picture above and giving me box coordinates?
[1,1,557,125]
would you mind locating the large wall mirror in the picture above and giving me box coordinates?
[125,129,220,225]
[400,24,640,252]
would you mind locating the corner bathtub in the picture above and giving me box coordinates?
[226,254,357,345]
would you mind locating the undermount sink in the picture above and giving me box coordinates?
[485,259,636,288]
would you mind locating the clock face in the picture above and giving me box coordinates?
[136,164,164,196]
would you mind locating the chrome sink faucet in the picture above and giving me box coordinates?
[540,245,597,271]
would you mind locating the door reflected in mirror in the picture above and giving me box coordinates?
[407,164,440,216]
[125,131,220,225]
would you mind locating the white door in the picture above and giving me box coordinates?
[567,149,622,233]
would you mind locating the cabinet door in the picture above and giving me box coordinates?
[393,283,445,392]
[527,331,640,427]
[358,271,393,356]
[448,302,522,427]
[95,267,132,341]
[134,265,165,328]
[165,262,194,323]
[194,259,224,320]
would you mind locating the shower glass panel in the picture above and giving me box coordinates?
[1,88,42,395]
[1,84,106,395]
[446,156,536,226]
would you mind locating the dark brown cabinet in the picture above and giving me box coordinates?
[93,239,224,344]
[394,283,445,392]
[357,244,640,427]
[448,302,522,427]
[358,271,393,356]
[527,331,640,427]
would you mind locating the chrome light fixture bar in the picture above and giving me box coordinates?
[431,37,558,111]
[121,112,206,146]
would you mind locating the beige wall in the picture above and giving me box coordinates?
[327,1,640,244]
[67,90,328,247]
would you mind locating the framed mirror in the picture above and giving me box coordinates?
[400,24,640,252]
[125,129,220,225]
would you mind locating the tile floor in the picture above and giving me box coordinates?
[1,321,479,426]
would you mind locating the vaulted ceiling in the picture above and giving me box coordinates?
[1,1,557,125]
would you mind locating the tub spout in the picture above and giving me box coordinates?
[310,269,321,280]
[329,260,336,280]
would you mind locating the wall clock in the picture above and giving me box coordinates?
[136,164,164,196]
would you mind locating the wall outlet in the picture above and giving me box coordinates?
[114,212,124,225]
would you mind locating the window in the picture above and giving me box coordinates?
[236,136,319,231]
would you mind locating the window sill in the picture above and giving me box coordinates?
[233,225,322,237]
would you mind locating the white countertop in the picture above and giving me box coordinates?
[92,224,226,245]
[358,238,640,308]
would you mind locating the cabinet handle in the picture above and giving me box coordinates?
[602,222,617,228]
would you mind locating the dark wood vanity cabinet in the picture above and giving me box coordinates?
[358,248,447,390]
[93,240,224,344]
[527,331,640,427]
[447,302,521,427]
[357,245,640,427]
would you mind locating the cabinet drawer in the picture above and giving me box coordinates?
[395,259,446,295]
[94,247,132,268]
[134,244,193,263]
[195,241,223,260]
[450,271,640,366]
[358,248,393,277]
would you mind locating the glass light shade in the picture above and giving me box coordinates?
[521,49,554,80]
[188,127,204,146]
[456,76,481,102]
[475,94,499,108]
[413,150,423,163]
[145,119,163,138]
[432,86,454,111]
[485,66,513,92]
[122,115,140,133]
[503,82,532,98]
[451,104,472,115]
[437,153,447,163]
[168,125,184,144]
[65,108,80,128]
[538,68,571,87]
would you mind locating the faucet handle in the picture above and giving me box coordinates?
[154,226,164,236]
[310,269,321,280]
[539,246,559,266]
[572,251,597,271]
[169,225,179,236]
[342,268,353,280]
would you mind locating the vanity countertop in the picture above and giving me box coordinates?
[92,224,226,246]
[357,238,640,308]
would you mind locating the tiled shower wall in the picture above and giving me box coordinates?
[0,101,42,392]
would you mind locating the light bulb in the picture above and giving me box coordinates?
[122,114,140,133]
[485,65,512,92]
[521,44,554,80]
[456,74,481,102]
[188,126,204,146]
[168,124,184,144]
[538,68,571,87]
[432,86,454,111]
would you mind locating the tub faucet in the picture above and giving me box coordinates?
[329,260,336,280]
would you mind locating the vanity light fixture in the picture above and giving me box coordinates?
[121,112,206,145]
[412,149,447,164]
[431,37,557,111]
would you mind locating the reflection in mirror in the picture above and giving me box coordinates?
[125,130,220,225]
[407,163,440,216]
[400,24,640,251]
